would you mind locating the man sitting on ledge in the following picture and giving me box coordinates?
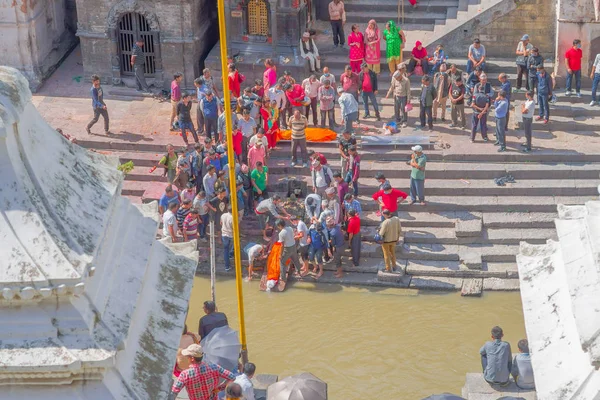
[480,325,512,386]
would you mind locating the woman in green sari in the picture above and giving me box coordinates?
[383,20,406,74]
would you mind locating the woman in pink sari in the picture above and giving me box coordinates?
[348,24,365,73]
[263,58,277,91]
[364,20,382,74]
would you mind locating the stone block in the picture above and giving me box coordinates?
[455,218,482,237]
[461,278,483,296]
[461,252,483,270]
[409,277,463,291]
[483,278,520,291]
[377,270,405,283]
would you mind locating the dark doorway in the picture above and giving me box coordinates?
[118,12,156,76]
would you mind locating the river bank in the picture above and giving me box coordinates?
[186,277,526,398]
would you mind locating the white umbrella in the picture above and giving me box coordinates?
[267,372,327,400]
[200,326,241,372]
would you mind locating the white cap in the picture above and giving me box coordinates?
[412,145,423,152]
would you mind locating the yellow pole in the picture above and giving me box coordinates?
[217,0,249,364]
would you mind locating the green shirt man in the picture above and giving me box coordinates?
[251,165,269,193]
[409,145,426,204]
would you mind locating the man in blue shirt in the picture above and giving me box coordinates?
[86,75,110,135]
[158,185,181,216]
[498,73,511,130]
[200,91,219,141]
[494,91,509,152]
[535,66,552,124]
[480,326,512,385]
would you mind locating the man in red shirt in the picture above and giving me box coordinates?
[371,182,408,219]
[284,82,306,114]
[565,39,583,97]
[346,208,361,266]
[340,65,359,101]
[358,63,381,120]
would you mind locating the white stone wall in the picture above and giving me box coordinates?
[0,66,198,399]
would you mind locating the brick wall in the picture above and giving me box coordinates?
[472,0,556,59]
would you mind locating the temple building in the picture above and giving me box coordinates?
[0,66,198,398]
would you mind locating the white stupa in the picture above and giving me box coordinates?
[517,200,600,400]
[0,67,198,399]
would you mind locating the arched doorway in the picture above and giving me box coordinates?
[117,12,156,76]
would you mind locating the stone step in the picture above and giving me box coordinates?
[79,140,600,163]
[344,0,460,12]
[344,11,445,25]
[399,242,521,262]
[121,161,600,184]
[266,174,599,196]
[406,260,518,278]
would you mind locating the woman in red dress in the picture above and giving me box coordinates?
[259,99,279,150]
[227,63,243,98]
[348,24,365,73]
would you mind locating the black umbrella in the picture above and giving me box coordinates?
[421,394,467,400]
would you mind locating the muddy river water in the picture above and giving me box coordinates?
[186,277,525,399]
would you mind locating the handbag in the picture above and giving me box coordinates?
[374,233,383,244]
[405,103,413,112]
[414,65,424,76]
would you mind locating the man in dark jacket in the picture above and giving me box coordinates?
[419,75,436,131]
[198,300,229,339]
[527,47,544,97]
[358,63,380,120]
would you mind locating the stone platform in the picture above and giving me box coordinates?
[461,373,537,400]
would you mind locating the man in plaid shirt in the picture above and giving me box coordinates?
[171,344,236,400]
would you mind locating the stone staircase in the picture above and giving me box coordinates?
[71,48,600,293]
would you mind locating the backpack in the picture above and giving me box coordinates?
[309,228,327,249]
[473,83,491,108]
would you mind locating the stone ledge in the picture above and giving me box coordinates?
[462,373,537,400]
[483,277,520,291]
[409,276,463,291]
[461,278,483,296]
[456,219,483,237]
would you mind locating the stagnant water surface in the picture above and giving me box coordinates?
[186,277,526,399]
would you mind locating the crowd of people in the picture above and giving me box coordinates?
[84,24,592,286]
[170,302,258,400]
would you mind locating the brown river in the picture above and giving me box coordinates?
[186,277,526,399]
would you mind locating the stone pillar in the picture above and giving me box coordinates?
[108,28,122,85]
[153,31,165,88]
[270,0,278,55]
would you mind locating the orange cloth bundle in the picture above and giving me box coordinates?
[276,127,338,142]
[267,242,283,281]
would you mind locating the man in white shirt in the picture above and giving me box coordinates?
[311,160,334,197]
[291,215,309,274]
[234,362,256,400]
[302,74,321,125]
[521,90,535,153]
[305,193,322,222]
[162,202,178,242]
[221,205,234,271]
[276,219,302,281]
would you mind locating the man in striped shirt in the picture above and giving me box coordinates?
[176,199,193,232]
[287,109,308,168]
[183,209,200,242]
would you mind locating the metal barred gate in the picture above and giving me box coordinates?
[117,12,156,76]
